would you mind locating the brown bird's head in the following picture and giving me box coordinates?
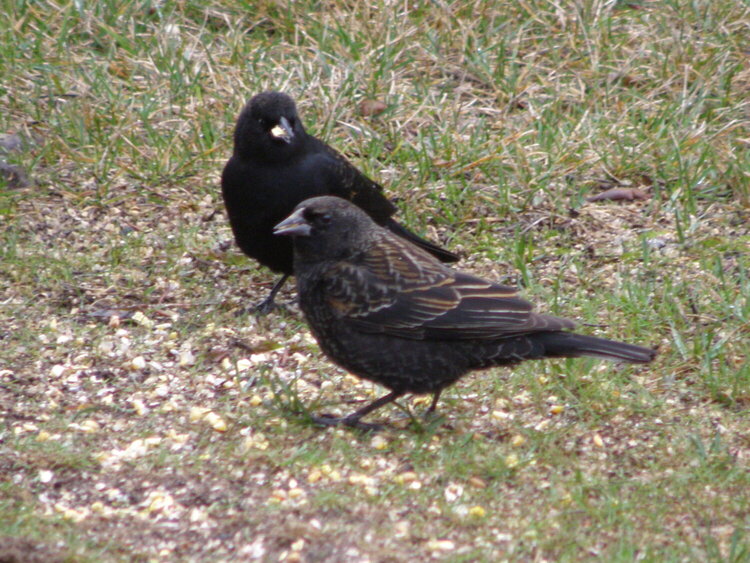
[273,196,379,262]
[233,92,306,161]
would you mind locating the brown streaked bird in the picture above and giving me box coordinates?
[274,196,657,430]
[221,92,458,313]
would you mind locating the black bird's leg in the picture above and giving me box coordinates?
[312,391,403,431]
[424,390,443,416]
[254,274,290,314]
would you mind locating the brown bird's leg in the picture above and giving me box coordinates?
[424,390,443,416]
[313,391,403,431]
[254,274,289,314]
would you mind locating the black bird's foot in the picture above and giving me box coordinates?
[245,273,290,316]
[253,294,279,315]
[232,297,282,317]
[312,413,383,432]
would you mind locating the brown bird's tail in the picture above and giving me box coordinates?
[534,332,657,364]
[384,218,459,263]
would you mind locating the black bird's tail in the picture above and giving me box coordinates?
[534,332,657,364]
[385,218,459,263]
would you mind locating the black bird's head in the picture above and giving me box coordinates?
[273,196,378,263]
[233,92,306,161]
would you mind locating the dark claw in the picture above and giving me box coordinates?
[253,294,279,315]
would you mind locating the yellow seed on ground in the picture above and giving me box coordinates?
[273,489,288,500]
[395,471,418,484]
[249,394,263,407]
[549,404,564,415]
[204,412,227,432]
[80,419,100,433]
[511,434,526,447]
[131,311,154,328]
[36,430,51,442]
[370,435,388,450]
[189,406,209,422]
[469,505,486,518]
[131,399,147,415]
[426,539,455,551]
[468,476,487,489]
[505,453,519,468]
[593,433,605,448]
[307,470,322,484]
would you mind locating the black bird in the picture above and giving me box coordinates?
[274,196,657,429]
[221,92,458,312]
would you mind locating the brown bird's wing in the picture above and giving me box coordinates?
[321,233,575,340]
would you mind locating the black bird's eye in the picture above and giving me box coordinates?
[317,212,332,226]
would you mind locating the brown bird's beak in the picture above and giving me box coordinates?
[269,116,294,143]
[273,208,311,237]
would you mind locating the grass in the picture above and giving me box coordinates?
[1,0,749,560]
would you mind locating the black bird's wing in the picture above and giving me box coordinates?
[320,232,575,341]
[307,138,397,223]
[308,140,459,263]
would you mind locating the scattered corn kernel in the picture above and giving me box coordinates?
[549,404,564,415]
[505,453,519,468]
[190,406,210,422]
[593,433,605,448]
[249,394,263,407]
[204,412,227,432]
[468,476,487,489]
[426,539,455,551]
[236,358,252,371]
[288,488,306,499]
[131,399,147,415]
[178,349,195,367]
[511,434,526,447]
[469,505,486,518]
[370,435,388,450]
[131,311,154,328]
[396,471,418,485]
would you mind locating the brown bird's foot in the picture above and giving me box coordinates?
[311,414,383,432]
[310,391,403,432]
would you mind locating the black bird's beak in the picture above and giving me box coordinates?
[270,116,294,143]
[273,208,311,237]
